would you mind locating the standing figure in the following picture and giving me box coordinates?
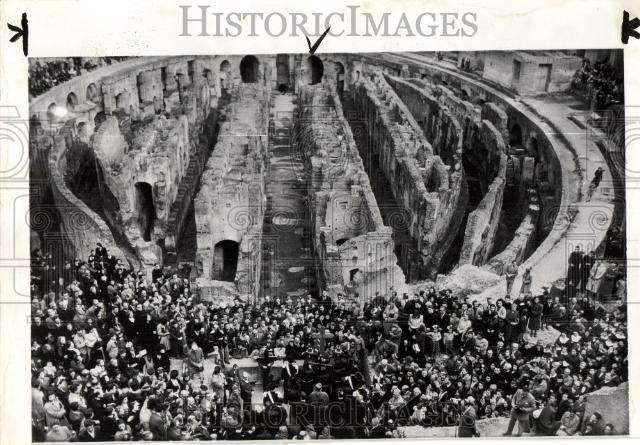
[505,261,518,295]
[520,268,532,296]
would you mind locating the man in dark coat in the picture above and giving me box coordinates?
[458,397,479,437]
[148,400,167,441]
[536,400,561,435]
[239,372,254,405]
[567,246,583,299]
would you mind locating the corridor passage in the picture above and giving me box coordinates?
[260,93,318,299]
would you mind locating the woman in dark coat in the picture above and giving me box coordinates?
[529,297,543,337]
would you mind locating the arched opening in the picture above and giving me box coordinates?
[239,55,260,83]
[77,122,88,139]
[46,103,58,125]
[336,238,349,247]
[203,69,213,84]
[509,124,523,148]
[187,60,195,83]
[66,93,78,113]
[136,73,145,103]
[30,114,43,134]
[86,83,99,103]
[276,54,290,91]
[115,91,130,113]
[94,111,106,131]
[305,56,324,85]
[355,71,361,82]
[134,182,155,242]
[335,61,345,94]
[219,60,231,91]
[214,240,239,281]
[349,268,360,283]
[160,67,168,92]
[460,89,470,101]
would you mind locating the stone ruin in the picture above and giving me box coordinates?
[28,52,582,300]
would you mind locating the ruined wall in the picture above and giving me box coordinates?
[582,382,629,435]
[484,204,540,276]
[297,83,405,301]
[482,51,582,95]
[383,76,469,274]
[194,83,270,301]
[377,59,561,271]
[93,111,191,251]
[48,123,127,264]
[352,72,464,278]
[458,121,508,266]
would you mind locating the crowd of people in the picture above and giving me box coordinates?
[29,57,129,98]
[571,58,624,110]
[31,243,627,441]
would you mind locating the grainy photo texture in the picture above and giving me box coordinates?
[28,51,628,441]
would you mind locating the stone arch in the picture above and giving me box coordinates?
[30,114,43,134]
[115,90,131,112]
[213,239,239,281]
[219,60,231,73]
[203,68,213,83]
[136,73,145,103]
[509,123,523,148]
[219,59,231,91]
[305,55,324,85]
[66,92,78,113]
[77,121,88,139]
[46,103,58,124]
[134,182,155,242]
[94,111,106,130]
[187,60,195,83]
[86,83,99,102]
[240,55,260,83]
[175,69,186,93]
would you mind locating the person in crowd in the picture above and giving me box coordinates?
[504,261,518,295]
[535,400,561,435]
[503,380,535,436]
[29,243,626,441]
[457,397,479,437]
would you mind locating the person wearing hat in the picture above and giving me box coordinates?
[309,382,329,405]
[458,396,479,437]
[503,379,536,436]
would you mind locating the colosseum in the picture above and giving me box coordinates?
[29,51,627,440]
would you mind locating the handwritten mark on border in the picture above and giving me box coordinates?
[306,27,331,55]
[7,12,28,56]
[622,10,640,44]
